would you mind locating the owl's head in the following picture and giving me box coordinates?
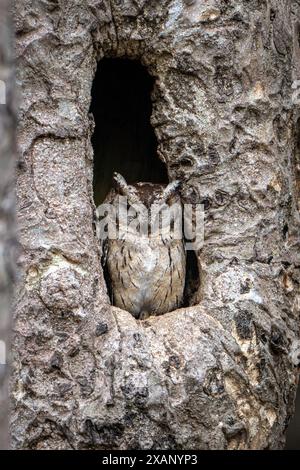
[112,172,181,208]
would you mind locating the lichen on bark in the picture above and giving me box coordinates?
[12,0,300,449]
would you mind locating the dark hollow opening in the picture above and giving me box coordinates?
[183,251,200,307]
[90,58,168,206]
[90,57,200,314]
[286,386,300,449]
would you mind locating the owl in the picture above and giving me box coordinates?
[96,173,186,320]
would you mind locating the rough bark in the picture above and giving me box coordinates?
[12,0,300,450]
[0,0,16,450]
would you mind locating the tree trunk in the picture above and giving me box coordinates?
[0,0,16,450]
[12,0,300,449]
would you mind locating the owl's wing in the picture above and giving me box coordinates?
[100,231,114,303]
[95,189,116,266]
[101,236,109,267]
[95,190,115,303]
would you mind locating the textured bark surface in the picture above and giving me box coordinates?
[12,0,300,449]
[0,0,16,450]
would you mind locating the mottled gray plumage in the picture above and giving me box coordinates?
[97,173,186,319]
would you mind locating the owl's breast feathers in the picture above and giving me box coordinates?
[106,236,186,319]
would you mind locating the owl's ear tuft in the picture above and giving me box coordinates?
[112,172,141,205]
[162,180,181,202]
[113,172,129,195]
